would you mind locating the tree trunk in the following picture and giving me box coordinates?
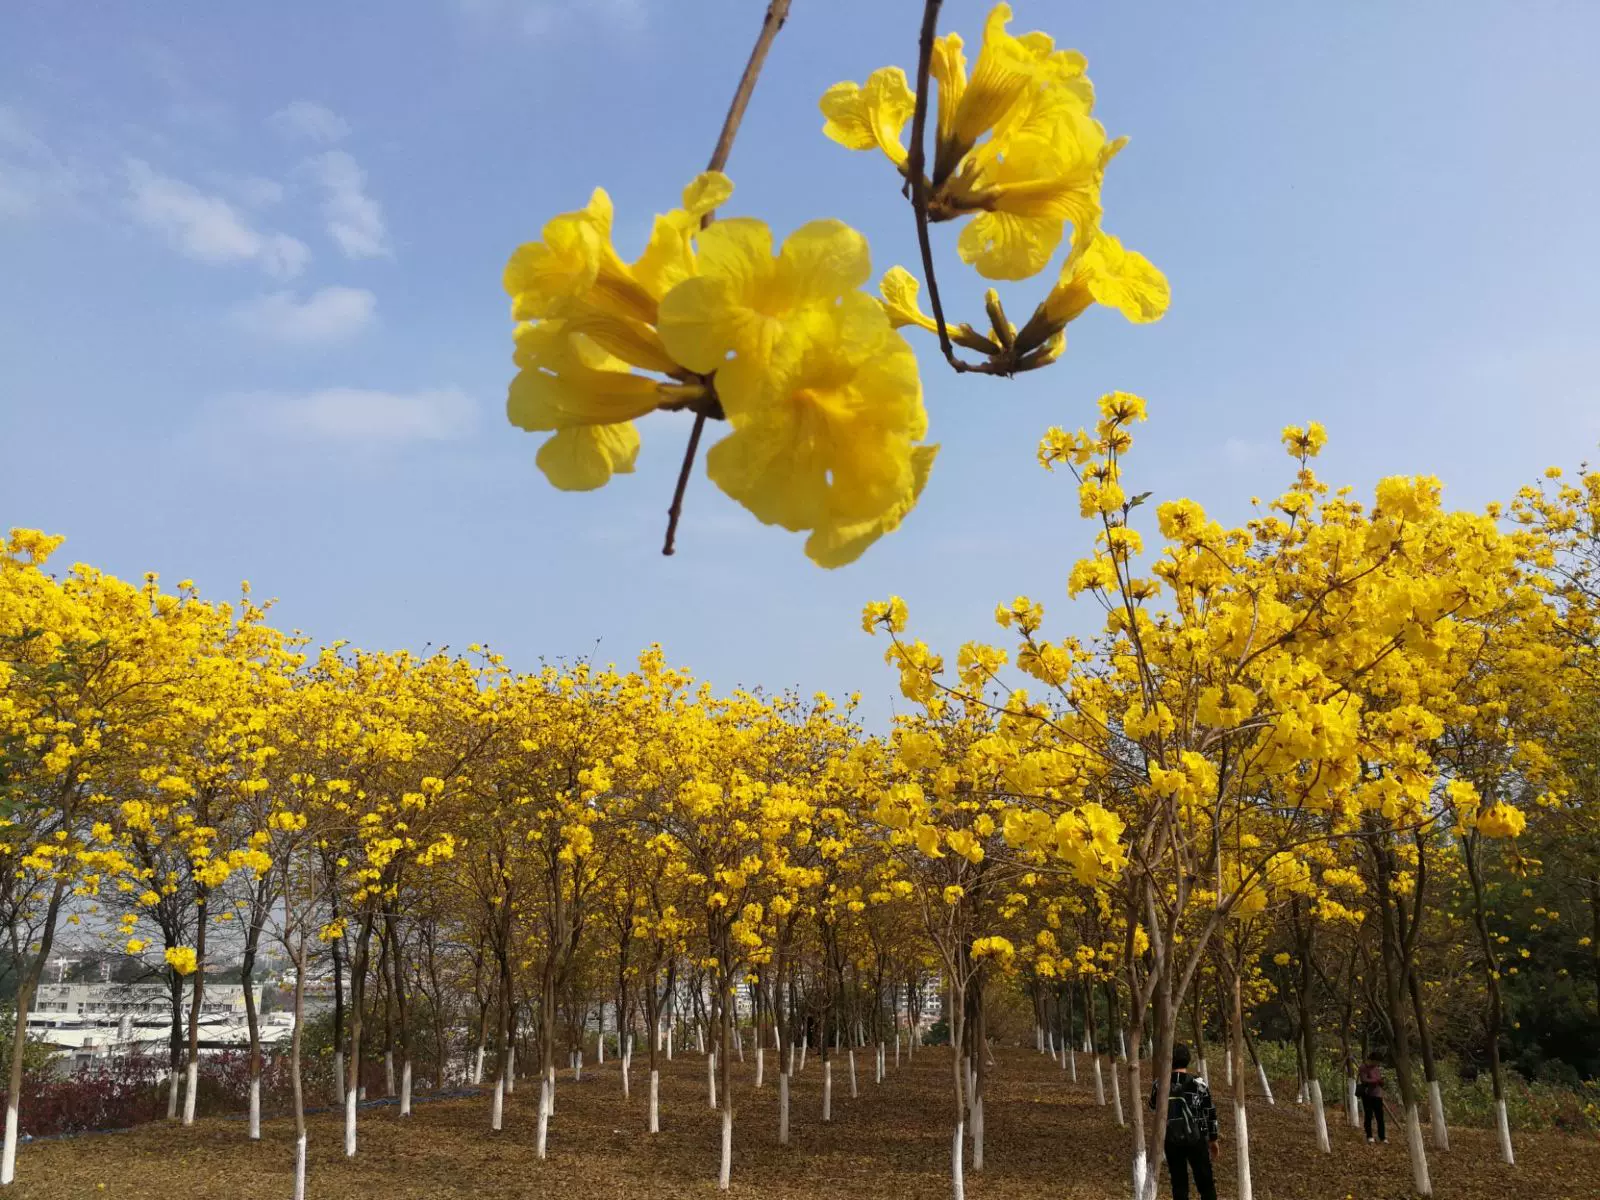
[1465,836,1513,1165]
[181,891,208,1125]
[1373,833,1432,1196]
[1,880,67,1187]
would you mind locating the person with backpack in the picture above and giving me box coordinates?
[1149,1042,1220,1200]
[1357,1052,1387,1143]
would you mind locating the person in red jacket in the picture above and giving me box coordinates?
[1358,1053,1387,1143]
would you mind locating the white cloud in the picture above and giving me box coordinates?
[231,286,377,344]
[268,101,350,145]
[226,387,476,443]
[307,151,389,259]
[126,158,309,277]
[0,106,87,218]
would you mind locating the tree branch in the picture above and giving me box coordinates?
[663,0,793,556]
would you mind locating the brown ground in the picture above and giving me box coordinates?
[12,1046,1600,1199]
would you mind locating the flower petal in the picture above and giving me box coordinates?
[535,423,640,491]
[807,444,939,568]
[775,219,871,307]
[957,210,1063,281]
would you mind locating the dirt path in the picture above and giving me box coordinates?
[12,1048,1599,1199]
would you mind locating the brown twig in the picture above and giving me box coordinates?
[662,0,793,557]
[904,0,967,371]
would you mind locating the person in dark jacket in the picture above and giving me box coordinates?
[1358,1053,1387,1143]
[1149,1042,1220,1200]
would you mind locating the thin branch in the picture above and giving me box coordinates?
[662,0,793,556]
[905,0,976,375]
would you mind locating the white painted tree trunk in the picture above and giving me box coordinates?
[1119,1030,1127,1059]
[491,1076,504,1131]
[505,1045,515,1093]
[2,1096,18,1186]
[1495,1097,1514,1165]
[1069,1048,1077,1081]
[167,1069,180,1120]
[249,1075,261,1139]
[1427,1080,1449,1150]
[1046,1028,1054,1057]
[736,1029,744,1063]
[823,1061,833,1121]
[536,1076,551,1160]
[597,1029,604,1064]
[545,1064,556,1115]
[334,1050,345,1102]
[1111,1058,1126,1127]
[848,1048,858,1098]
[343,1086,357,1157]
[400,1061,413,1116]
[666,1024,673,1061]
[876,1042,884,1084]
[755,1046,764,1088]
[707,1050,717,1109]
[1235,1102,1254,1200]
[778,1071,790,1144]
[951,1120,966,1200]
[182,1059,198,1125]
[1310,1079,1331,1153]
[972,1095,984,1171]
[799,1036,807,1071]
[1226,1048,1234,1087]
[574,1049,583,1083]
[1296,1079,1307,1105]
[718,1106,733,1190]
[1346,1075,1361,1128]
[1198,1057,1209,1082]
[473,1046,484,1086]
[621,1047,631,1099]
[896,1032,902,1067]
[649,1069,660,1133]
[1132,1144,1149,1200]
[696,1026,704,1054]
[1405,1102,1434,1196]
[1256,1060,1274,1105]
[384,1050,395,1097]
[1093,1055,1106,1105]
[293,1133,307,1200]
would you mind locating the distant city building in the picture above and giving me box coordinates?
[28,982,292,1073]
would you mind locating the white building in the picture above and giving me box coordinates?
[28,982,292,1073]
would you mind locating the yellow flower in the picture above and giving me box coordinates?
[819,68,917,168]
[659,221,933,566]
[1038,232,1169,329]
[820,4,1119,283]
[658,217,870,371]
[879,266,939,334]
[165,946,198,976]
[1477,802,1526,839]
[503,174,729,493]
[125,938,147,955]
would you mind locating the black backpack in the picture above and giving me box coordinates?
[1166,1075,1210,1148]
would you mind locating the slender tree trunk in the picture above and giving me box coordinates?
[241,897,265,1140]
[1465,836,1513,1165]
[1374,834,1432,1196]
[181,891,208,1125]
[2,880,67,1187]
[1228,963,1255,1200]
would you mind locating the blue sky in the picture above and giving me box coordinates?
[3,1,1599,721]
